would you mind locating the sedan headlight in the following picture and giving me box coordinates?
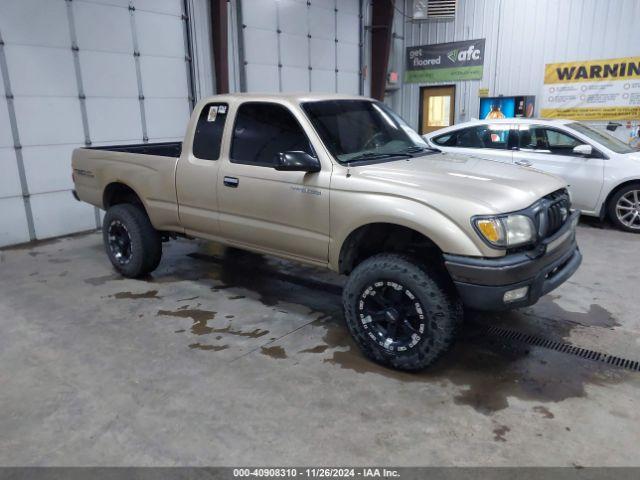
[474,214,535,247]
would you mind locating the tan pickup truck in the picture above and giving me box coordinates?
[72,93,581,370]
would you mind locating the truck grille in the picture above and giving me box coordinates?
[540,189,571,238]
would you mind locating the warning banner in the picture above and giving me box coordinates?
[541,57,640,120]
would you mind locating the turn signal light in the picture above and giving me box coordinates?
[476,219,503,243]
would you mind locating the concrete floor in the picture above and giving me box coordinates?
[0,219,639,466]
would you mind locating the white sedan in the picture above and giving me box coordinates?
[423,118,640,232]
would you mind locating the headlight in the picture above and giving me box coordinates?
[474,214,535,247]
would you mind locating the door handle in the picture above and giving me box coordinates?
[223,176,239,188]
[514,159,532,167]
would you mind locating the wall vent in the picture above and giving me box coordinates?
[413,0,457,20]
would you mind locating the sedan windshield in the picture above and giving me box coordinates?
[302,100,432,163]
[569,122,635,154]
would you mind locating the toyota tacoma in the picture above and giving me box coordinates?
[72,93,582,371]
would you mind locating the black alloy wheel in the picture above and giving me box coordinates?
[107,220,132,265]
[358,280,426,352]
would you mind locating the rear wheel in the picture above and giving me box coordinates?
[103,204,162,277]
[343,253,462,371]
[608,183,640,233]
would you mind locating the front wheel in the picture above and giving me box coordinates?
[608,183,640,233]
[103,204,162,278]
[342,254,462,371]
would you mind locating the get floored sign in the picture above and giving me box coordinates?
[541,57,640,120]
[405,39,485,83]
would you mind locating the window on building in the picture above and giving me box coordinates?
[192,103,228,161]
[231,103,313,167]
[413,0,456,20]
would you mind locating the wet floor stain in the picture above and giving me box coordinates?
[111,239,629,416]
[228,295,246,300]
[493,425,510,442]
[533,406,555,419]
[210,324,269,339]
[84,273,121,286]
[157,308,217,335]
[189,343,229,352]
[112,290,161,299]
[156,307,269,339]
[299,345,329,354]
[186,246,343,307]
[513,295,620,339]
[261,345,287,359]
[316,312,628,416]
[48,258,71,264]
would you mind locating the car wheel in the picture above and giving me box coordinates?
[342,253,462,371]
[103,204,162,277]
[608,183,640,233]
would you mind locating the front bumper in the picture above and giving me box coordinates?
[444,211,582,311]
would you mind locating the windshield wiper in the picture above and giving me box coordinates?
[345,152,411,163]
[399,146,440,155]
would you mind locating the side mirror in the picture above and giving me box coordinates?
[572,144,593,156]
[274,151,320,173]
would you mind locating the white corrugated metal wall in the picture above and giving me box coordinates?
[235,0,362,95]
[390,0,640,132]
[0,0,197,247]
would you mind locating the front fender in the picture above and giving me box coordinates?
[328,190,492,272]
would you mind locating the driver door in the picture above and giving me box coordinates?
[217,102,331,264]
[512,125,605,212]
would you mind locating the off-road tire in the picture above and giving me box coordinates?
[103,204,162,278]
[607,183,640,233]
[343,253,462,371]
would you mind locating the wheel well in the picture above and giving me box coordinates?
[601,180,640,218]
[338,223,443,275]
[103,183,144,210]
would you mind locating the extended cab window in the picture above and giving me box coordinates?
[192,103,228,160]
[231,102,313,167]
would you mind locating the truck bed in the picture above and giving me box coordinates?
[87,141,182,158]
[72,141,183,232]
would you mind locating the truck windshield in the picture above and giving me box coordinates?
[302,100,432,163]
[569,122,635,154]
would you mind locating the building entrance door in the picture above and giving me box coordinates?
[420,86,455,134]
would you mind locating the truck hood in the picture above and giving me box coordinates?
[348,152,567,214]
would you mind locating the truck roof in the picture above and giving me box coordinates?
[196,92,370,104]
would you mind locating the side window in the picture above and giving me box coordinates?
[455,127,485,148]
[546,129,583,149]
[231,102,314,167]
[192,103,228,160]
[476,126,509,149]
[432,132,458,146]
[519,127,549,151]
[519,127,585,155]
[434,126,509,149]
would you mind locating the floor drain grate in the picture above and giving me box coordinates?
[484,325,640,372]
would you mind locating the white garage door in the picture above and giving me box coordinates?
[239,0,361,95]
[0,0,193,247]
